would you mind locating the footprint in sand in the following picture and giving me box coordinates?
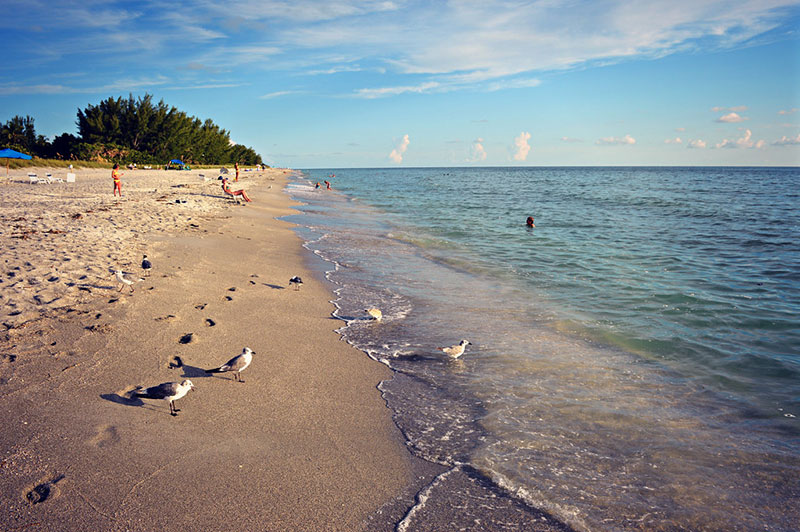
[89,425,121,448]
[26,474,65,505]
[205,318,216,327]
[195,303,207,310]
[155,314,177,322]
[179,333,195,344]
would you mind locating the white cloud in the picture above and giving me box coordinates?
[486,78,541,91]
[675,127,686,132]
[778,108,799,115]
[596,134,636,146]
[712,105,748,112]
[389,134,410,163]
[560,136,583,143]
[714,129,765,149]
[716,112,747,123]
[468,138,487,162]
[687,139,707,149]
[355,81,440,99]
[259,90,298,99]
[665,137,683,144]
[772,133,800,145]
[512,132,531,161]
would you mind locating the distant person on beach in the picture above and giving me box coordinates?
[324,180,331,190]
[315,182,321,189]
[112,163,123,196]
[526,216,535,228]
[235,162,239,182]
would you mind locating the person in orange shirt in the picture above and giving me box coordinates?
[112,163,123,196]
[235,162,239,182]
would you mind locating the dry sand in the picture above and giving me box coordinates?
[0,167,440,530]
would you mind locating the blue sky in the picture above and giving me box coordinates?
[1,0,798,168]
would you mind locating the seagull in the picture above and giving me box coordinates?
[289,276,303,290]
[141,255,152,276]
[206,347,254,383]
[365,308,383,322]
[437,340,471,359]
[114,270,143,293]
[132,380,195,416]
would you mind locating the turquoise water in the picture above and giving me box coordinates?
[287,167,799,531]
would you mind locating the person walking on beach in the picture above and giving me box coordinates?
[112,163,123,197]
[235,162,239,182]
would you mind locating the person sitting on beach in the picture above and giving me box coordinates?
[526,216,535,228]
[221,178,251,202]
[112,163,123,197]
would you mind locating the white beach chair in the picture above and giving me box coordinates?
[45,173,64,183]
[28,173,40,184]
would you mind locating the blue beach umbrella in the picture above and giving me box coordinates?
[0,148,32,177]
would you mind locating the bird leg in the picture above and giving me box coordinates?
[170,401,179,416]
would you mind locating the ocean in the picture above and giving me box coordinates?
[285,167,799,531]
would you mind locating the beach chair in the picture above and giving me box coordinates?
[28,173,40,184]
[45,173,64,183]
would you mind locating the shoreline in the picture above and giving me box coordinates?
[0,167,438,530]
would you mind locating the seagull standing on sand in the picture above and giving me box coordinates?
[289,276,303,290]
[365,308,383,322]
[438,340,471,359]
[132,380,195,416]
[206,347,255,383]
[141,255,152,276]
[114,270,143,293]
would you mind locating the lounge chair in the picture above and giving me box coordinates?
[45,173,64,183]
[221,178,251,202]
[28,173,40,184]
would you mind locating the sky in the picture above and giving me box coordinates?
[1,0,799,168]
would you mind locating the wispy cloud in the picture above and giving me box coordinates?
[596,134,636,146]
[389,134,410,163]
[772,133,800,145]
[712,105,748,112]
[512,132,532,161]
[259,90,300,99]
[687,139,707,149]
[355,81,440,99]
[665,137,683,144]
[778,108,798,115]
[561,136,584,143]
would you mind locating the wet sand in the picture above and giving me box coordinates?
[0,167,439,530]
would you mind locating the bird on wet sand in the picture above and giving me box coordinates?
[114,270,143,293]
[365,308,383,322]
[132,380,195,416]
[141,255,152,276]
[438,340,471,359]
[289,276,303,290]
[206,347,254,382]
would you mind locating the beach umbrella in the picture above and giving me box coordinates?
[0,148,32,177]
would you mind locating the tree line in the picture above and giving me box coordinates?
[1,94,263,166]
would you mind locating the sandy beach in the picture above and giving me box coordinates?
[0,166,439,531]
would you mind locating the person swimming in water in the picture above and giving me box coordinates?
[526,216,535,227]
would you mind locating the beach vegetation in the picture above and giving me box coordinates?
[1,94,263,166]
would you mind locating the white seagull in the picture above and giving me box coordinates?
[206,347,255,383]
[133,379,195,416]
[114,270,143,293]
[365,308,383,322]
[437,340,471,359]
[141,255,152,276]
[288,276,303,290]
